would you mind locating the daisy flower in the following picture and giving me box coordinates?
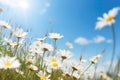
[12,27,27,38]
[28,64,38,71]
[90,54,101,64]
[37,37,46,42]
[96,7,120,30]
[4,38,18,47]
[29,43,43,55]
[0,20,12,29]
[0,56,21,69]
[48,32,63,40]
[41,43,53,51]
[37,71,50,80]
[57,49,73,60]
[45,56,61,69]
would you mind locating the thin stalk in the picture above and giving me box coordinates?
[53,40,56,56]
[40,51,46,69]
[93,64,98,80]
[79,63,92,78]
[108,25,116,71]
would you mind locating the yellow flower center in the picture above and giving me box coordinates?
[39,75,46,80]
[30,67,34,71]
[52,62,58,67]
[106,16,114,22]
[4,62,12,67]
[51,57,56,62]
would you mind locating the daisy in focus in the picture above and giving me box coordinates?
[96,7,120,30]
[0,55,21,69]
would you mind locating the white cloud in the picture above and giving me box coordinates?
[93,35,105,43]
[74,37,90,45]
[75,35,112,45]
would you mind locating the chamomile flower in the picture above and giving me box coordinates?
[29,44,43,55]
[37,37,47,42]
[0,20,12,29]
[96,7,120,30]
[12,27,27,38]
[48,32,63,40]
[0,56,21,69]
[41,43,53,51]
[4,38,18,47]
[37,71,50,80]
[28,64,38,71]
[57,49,73,60]
[90,54,101,64]
[45,56,61,69]
[72,71,80,79]
[66,60,81,71]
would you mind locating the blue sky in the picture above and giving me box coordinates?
[0,0,120,61]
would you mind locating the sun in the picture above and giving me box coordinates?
[18,0,29,10]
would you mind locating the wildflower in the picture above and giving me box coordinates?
[41,43,53,51]
[28,64,38,71]
[37,37,46,42]
[33,40,42,46]
[90,54,101,64]
[0,56,21,69]
[61,62,72,77]
[65,42,73,49]
[16,69,24,75]
[48,32,63,40]
[29,47,43,55]
[100,71,112,80]
[4,38,18,47]
[57,50,73,60]
[96,7,120,30]
[45,56,61,69]
[0,20,12,29]
[65,60,81,71]
[12,27,27,38]
[72,71,80,79]
[37,71,50,80]
[29,42,43,55]
[50,56,57,62]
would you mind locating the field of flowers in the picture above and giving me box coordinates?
[0,5,120,80]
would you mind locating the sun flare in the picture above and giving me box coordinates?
[18,0,29,10]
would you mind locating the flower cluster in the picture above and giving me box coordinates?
[0,6,119,80]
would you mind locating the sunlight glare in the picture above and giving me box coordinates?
[18,0,29,10]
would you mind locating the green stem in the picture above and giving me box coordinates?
[80,63,92,78]
[108,25,116,71]
[40,51,46,69]
[53,40,56,56]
